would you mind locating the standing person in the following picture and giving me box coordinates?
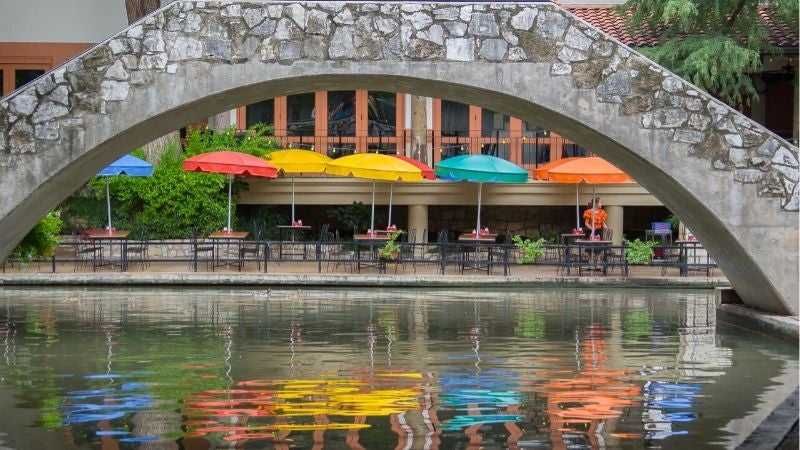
[583,197,608,239]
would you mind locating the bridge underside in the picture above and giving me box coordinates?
[0,2,796,314]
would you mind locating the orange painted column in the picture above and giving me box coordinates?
[432,98,442,164]
[395,92,405,154]
[355,89,369,152]
[236,106,246,131]
[550,131,563,162]
[468,105,481,154]
[509,117,523,164]
[274,96,287,137]
[315,91,328,153]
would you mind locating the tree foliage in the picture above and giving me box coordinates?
[620,0,798,106]
[12,211,64,259]
[60,124,280,239]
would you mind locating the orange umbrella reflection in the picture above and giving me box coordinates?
[528,325,642,449]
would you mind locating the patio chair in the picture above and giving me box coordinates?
[239,223,264,272]
[605,240,628,277]
[646,222,673,246]
[191,230,215,272]
[329,231,355,273]
[73,237,101,272]
[126,227,150,271]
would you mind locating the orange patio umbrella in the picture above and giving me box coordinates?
[536,156,632,236]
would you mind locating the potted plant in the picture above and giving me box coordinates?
[379,231,404,261]
[512,235,546,264]
[625,239,657,264]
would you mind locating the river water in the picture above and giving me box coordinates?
[0,287,795,449]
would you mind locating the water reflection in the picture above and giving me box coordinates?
[0,287,795,450]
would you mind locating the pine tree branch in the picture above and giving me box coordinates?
[726,0,748,28]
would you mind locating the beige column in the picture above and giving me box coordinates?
[605,205,623,245]
[408,204,429,243]
[410,95,429,164]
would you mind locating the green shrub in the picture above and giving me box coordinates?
[625,239,658,264]
[512,235,546,264]
[12,211,64,259]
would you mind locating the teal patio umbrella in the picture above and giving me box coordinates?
[97,155,153,230]
[435,155,528,233]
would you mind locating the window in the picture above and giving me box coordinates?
[246,99,274,129]
[522,122,550,165]
[328,90,356,136]
[441,100,469,137]
[368,91,396,137]
[563,142,589,158]
[15,69,45,90]
[480,109,509,159]
[287,93,315,136]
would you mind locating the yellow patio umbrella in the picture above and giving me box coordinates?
[326,153,424,232]
[266,149,332,224]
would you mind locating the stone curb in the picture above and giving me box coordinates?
[717,302,800,344]
[0,272,730,289]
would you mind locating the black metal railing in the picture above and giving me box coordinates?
[2,239,716,278]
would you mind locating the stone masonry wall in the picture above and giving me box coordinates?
[0,0,797,211]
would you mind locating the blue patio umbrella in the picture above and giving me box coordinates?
[97,155,153,230]
[435,155,528,233]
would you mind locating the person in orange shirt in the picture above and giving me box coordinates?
[583,197,608,238]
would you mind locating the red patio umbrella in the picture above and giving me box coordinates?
[183,151,278,232]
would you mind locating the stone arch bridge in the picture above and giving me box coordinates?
[0,1,797,314]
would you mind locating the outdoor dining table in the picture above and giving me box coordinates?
[277,225,312,259]
[457,233,498,274]
[209,231,249,269]
[573,239,612,275]
[675,239,707,276]
[85,229,130,271]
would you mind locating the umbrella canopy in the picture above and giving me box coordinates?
[267,149,332,224]
[183,151,278,232]
[183,151,278,178]
[327,153,424,232]
[536,156,632,236]
[532,157,581,181]
[99,154,154,177]
[540,156,631,184]
[392,155,436,180]
[267,149,331,175]
[326,153,424,182]
[98,155,153,230]
[435,154,528,184]
[435,155,528,235]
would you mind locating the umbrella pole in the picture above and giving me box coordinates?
[575,184,580,230]
[370,181,376,233]
[591,185,596,238]
[226,174,233,232]
[291,177,295,224]
[388,184,394,228]
[105,178,112,230]
[476,182,483,233]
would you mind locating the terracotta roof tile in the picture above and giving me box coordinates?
[566,6,798,49]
